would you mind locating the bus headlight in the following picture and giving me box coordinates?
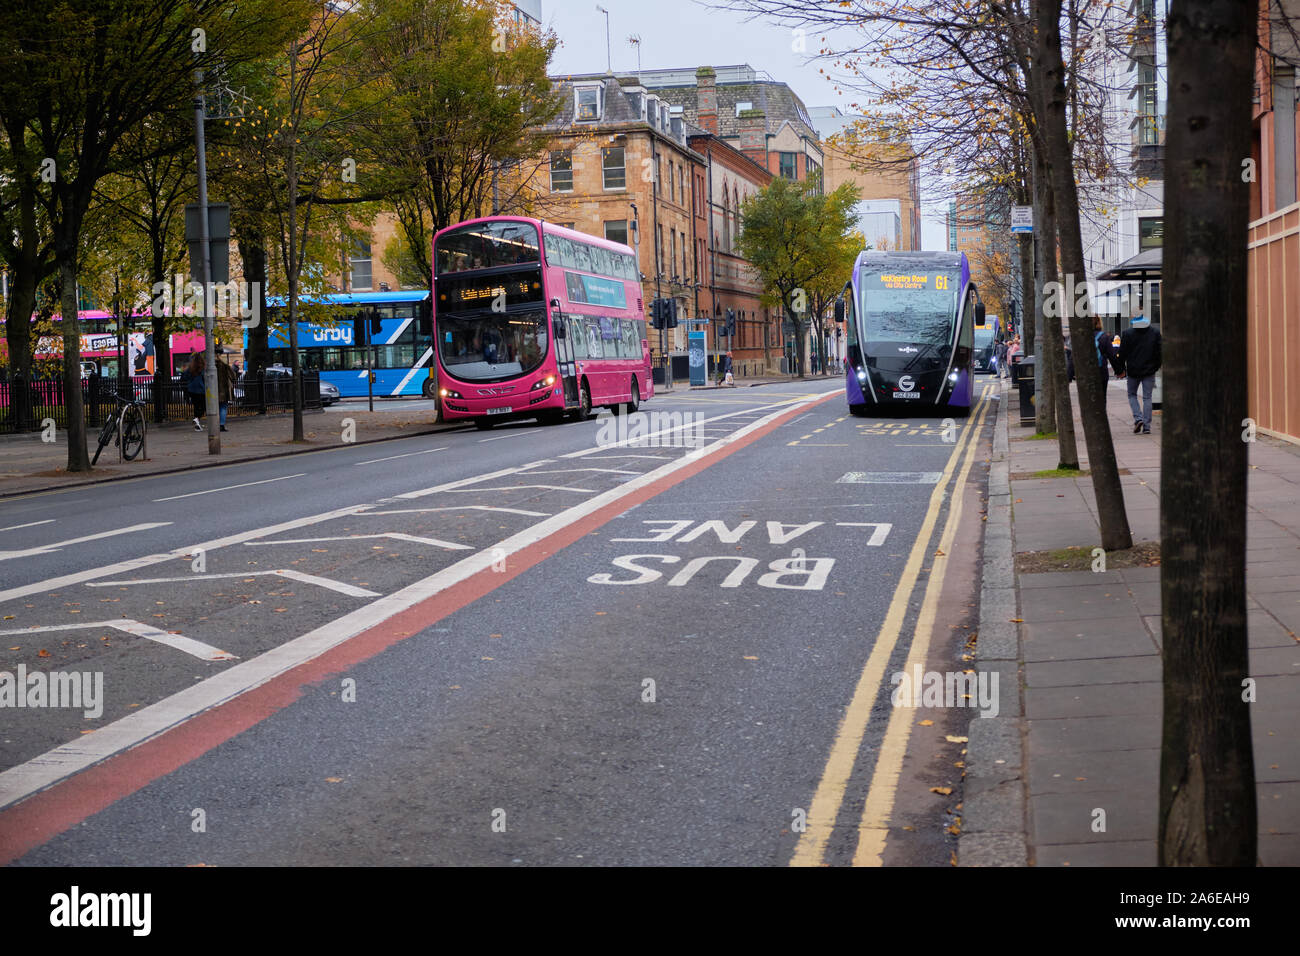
[531,375,556,390]
[948,372,958,383]
[856,370,866,382]
[440,388,463,399]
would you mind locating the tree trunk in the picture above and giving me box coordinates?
[4,268,37,431]
[1036,0,1131,549]
[1158,0,1256,867]
[1035,154,1079,468]
[1029,165,1050,434]
[150,241,172,424]
[58,257,90,472]
[239,235,271,378]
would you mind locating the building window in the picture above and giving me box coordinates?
[670,230,677,278]
[602,147,626,190]
[1135,59,1160,146]
[668,162,674,199]
[576,86,602,122]
[1139,217,1163,250]
[350,240,372,291]
[779,152,797,179]
[678,164,685,204]
[605,220,629,246]
[550,150,573,192]
[557,222,575,230]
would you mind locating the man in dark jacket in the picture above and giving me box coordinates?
[1118,314,1162,434]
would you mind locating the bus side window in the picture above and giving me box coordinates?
[959,292,975,348]
[570,316,588,359]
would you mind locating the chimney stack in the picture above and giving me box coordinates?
[738,108,767,167]
[696,67,717,134]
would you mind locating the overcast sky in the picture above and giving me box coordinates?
[541,0,951,250]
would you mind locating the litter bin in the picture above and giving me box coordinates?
[1013,355,1036,426]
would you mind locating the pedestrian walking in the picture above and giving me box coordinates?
[1093,318,1125,397]
[1118,314,1162,434]
[182,352,206,430]
[722,350,734,387]
[215,349,237,433]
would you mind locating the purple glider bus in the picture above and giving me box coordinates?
[835,250,982,417]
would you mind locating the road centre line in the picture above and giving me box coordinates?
[153,474,306,502]
[789,392,987,867]
[355,447,447,465]
[0,388,836,840]
[477,429,546,442]
[0,619,235,662]
[0,520,56,533]
[359,505,550,517]
[852,393,991,865]
[0,523,173,562]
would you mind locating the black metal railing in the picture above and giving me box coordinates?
[0,372,322,435]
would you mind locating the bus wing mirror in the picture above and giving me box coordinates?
[555,322,566,340]
[975,302,987,324]
[833,298,845,322]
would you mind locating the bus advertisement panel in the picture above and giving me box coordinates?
[432,217,652,428]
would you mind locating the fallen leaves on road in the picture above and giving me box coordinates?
[929,786,953,795]
[37,649,49,657]
[946,735,968,743]
[918,719,933,726]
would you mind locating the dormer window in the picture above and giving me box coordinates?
[735,101,753,116]
[575,85,603,122]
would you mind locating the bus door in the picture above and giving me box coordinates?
[555,313,580,408]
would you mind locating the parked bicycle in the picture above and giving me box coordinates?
[92,392,147,465]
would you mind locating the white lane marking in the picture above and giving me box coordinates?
[86,570,382,598]
[389,462,549,501]
[0,520,56,533]
[0,389,835,811]
[0,523,172,562]
[478,429,546,443]
[361,506,550,517]
[442,484,593,494]
[355,447,447,465]
[244,532,472,551]
[583,454,671,460]
[390,346,433,396]
[154,474,306,502]
[526,467,640,476]
[0,619,236,661]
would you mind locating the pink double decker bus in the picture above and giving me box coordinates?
[432,216,653,429]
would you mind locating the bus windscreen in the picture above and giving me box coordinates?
[435,220,539,274]
[437,307,549,381]
[858,268,959,346]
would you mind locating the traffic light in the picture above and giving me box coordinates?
[651,298,679,329]
[369,308,381,336]
[725,309,736,337]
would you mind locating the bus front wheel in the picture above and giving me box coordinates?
[474,418,493,430]
[849,403,869,418]
[571,383,592,422]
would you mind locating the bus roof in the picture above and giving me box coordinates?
[540,220,635,257]
[856,250,965,269]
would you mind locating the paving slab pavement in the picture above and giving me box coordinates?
[961,375,1300,866]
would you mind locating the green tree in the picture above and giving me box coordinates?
[737,174,859,379]
[354,0,561,290]
[0,0,292,469]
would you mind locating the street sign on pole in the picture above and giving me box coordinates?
[1011,206,1033,234]
[186,202,231,284]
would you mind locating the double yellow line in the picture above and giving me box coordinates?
[790,385,993,867]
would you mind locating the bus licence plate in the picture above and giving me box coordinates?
[894,391,920,400]
[487,406,512,415]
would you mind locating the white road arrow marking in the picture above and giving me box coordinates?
[244,533,471,551]
[86,570,382,598]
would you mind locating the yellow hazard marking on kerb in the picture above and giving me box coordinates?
[789,392,988,868]
[852,392,992,866]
